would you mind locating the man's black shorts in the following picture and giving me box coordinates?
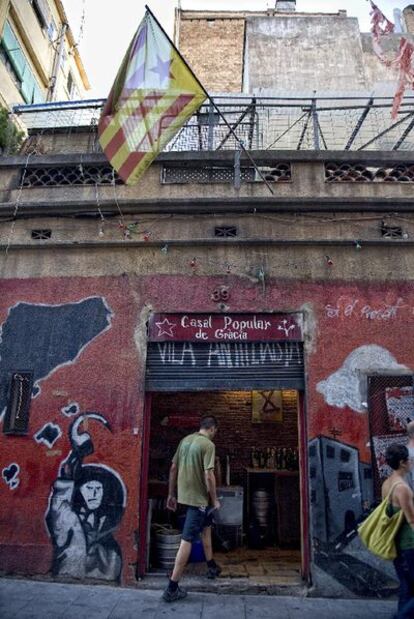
[181,506,214,543]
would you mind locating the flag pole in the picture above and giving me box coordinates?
[144,5,275,195]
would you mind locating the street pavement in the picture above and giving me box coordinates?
[0,577,396,618]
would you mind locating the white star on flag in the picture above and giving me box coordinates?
[155,318,176,337]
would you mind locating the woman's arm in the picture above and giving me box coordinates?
[397,485,414,529]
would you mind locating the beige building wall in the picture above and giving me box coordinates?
[178,9,414,96]
[245,15,366,94]
[179,16,245,93]
[0,0,89,110]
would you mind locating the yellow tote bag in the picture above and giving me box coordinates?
[358,481,405,560]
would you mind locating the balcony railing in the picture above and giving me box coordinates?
[11,94,414,152]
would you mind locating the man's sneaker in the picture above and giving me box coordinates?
[162,585,187,602]
[206,564,222,579]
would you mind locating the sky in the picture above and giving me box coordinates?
[62,1,409,98]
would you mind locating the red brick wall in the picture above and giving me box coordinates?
[150,390,298,486]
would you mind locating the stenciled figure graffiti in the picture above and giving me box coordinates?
[46,413,126,581]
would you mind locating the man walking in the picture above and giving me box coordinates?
[162,416,221,602]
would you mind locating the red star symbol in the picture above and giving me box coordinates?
[155,318,176,338]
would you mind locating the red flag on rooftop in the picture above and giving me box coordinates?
[369,0,414,119]
[98,8,207,185]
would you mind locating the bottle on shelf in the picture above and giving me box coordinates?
[251,446,258,469]
[281,447,287,470]
[270,447,276,469]
[259,449,265,469]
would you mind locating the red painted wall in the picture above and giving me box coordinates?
[0,273,412,584]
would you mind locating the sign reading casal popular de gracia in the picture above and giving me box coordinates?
[149,313,303,342]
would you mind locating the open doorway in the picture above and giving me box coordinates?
[144,389,304,589]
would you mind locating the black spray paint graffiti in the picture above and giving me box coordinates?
[309,436,396,596]
[2,463,20,490]
[0,297,113,418]
[46,413,126,582]
[61,402,80,417]
[34,422,62,448]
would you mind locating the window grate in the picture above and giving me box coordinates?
[162,163,291,184]
[325,162,414,183]
[21,165,122,187]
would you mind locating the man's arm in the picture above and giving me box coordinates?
[166,462,178,511]
[205,469,220,510]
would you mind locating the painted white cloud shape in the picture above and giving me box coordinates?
[316,345,408,413]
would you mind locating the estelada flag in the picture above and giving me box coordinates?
[98,8,207,185]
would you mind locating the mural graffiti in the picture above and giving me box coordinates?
[311,349,414,596]
[46,413,126,581]
[0,297,113,418]
[316,345,408,413]
[2,463,20,490]
[61,402,80,417]
[34,422,62,449]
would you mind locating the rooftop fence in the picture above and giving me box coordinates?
[11,95,414,152]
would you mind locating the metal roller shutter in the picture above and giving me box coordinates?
[145,341,304,391]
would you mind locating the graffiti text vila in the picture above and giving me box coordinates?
[156,342,302,368]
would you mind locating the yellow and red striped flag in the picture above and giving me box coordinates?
[98,8,207,185]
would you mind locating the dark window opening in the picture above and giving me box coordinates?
[364,468,373,479]
[340,448,351,463]
[309,444,317,458]
[338,471,354,491]
[0,44,22,88]
[326,445,335,459]
[31,229,52,240]
[214,226,238,238]
[310,466,316,479]
[31,1,47,29]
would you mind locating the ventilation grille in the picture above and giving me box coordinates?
[325,162,414,183]
[31,229,52,240]
[381,222,404,239]
[162,163,291,184]
[214,226,238,238]
[21,165,122,187]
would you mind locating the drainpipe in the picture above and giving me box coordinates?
[174,0,181,47]
[47,22,68,102]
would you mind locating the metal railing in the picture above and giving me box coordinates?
[11,94,414,152]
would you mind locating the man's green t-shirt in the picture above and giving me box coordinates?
[172,432,215,507]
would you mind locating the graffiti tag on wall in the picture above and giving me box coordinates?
[325,298,406,320]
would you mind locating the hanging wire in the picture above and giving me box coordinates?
[4,152,33,256]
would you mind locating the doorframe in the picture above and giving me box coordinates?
[137,392,152,579]
[137,388,311,583]
[298,391,311,582]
